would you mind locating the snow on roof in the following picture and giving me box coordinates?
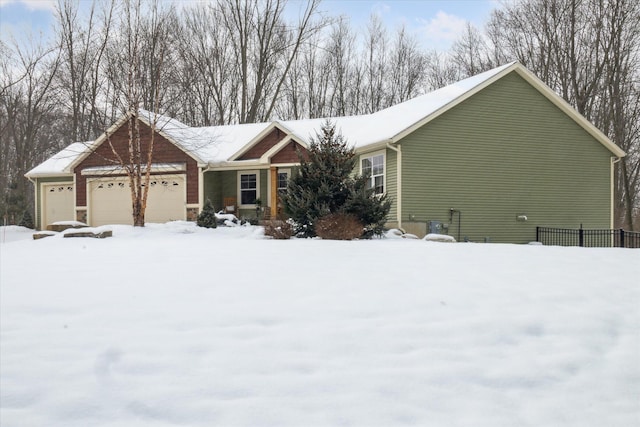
[27,62,520,176]
[280,62,517,148]
[172,122,272,164]
[26,142,91,177]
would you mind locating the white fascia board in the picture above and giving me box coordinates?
[25,172,75,179]
[388,62,625,158]
[68,111,208,174]
[80,162,187,176]
[229,121,285,161]
[259,135,308,163]
[205,160,270,171]
[354,140,393,154]
[65,113,132,173]
[228,121,307,162]
[511,67,626,158]
[389,63,520,144]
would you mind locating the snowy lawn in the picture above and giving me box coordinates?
[1,222,639,427]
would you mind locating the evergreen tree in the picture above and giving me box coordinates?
[18,209,34,229]
[197,199,218,228]
[282,120,391,238]
[344,174,391,238]
[2,181,27,225]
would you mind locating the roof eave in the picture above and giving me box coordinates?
[386,62,625,158]
[389,62,521,144]
[66,114,133,173]
[24,171,75,179]
[354,139,393,154]
[511,67,626,158]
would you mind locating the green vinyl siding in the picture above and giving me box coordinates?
[203,169,269,219]
[203,170,233,212]
[400,72,612,243]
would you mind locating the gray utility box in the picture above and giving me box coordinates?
[428,220,443,234]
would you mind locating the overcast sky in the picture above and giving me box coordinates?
[0,0,499,51]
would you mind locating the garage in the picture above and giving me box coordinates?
[42,183,75,226]
[88,175,186,226]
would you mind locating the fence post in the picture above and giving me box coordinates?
[620,229,625,248]
[579,225,584,247]
[536,226,540,243]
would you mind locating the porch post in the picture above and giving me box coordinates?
[270,166,277,218]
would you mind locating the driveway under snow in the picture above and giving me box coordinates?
[1,223,639,426]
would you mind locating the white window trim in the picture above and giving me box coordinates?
[277,168,291,191]
[238,170,260,208]
[360,150,386,195]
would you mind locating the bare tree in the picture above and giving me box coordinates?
[0,39,61,222]
[388,25,428,104]
[218,0,325,123]
[100,0,171,226]
[55,0,114,143]
[323,18,363,116]
[364,14,387,113]
[450,22,494,76]
[178,2,240,125]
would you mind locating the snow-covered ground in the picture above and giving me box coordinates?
[1,222,639,427]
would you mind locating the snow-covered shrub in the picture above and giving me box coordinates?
[263,220,294,239]
[197,199,217,228]
[315,212,363,240]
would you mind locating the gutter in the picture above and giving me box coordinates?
[386,142,402,230]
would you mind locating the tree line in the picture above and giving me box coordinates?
[1,0,638,229]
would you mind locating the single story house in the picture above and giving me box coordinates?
[26,62,625,243]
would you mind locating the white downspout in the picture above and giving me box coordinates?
[386,142,402,230]
[611,157,621,229]
[198,166,206,212]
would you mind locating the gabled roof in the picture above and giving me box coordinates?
[227,121,308,162]
[277,62,625,157]
[26,142,91,177]
[382,61,625,157]
[66,109,211,171]
[279,62,518,150]
[26,62,625,178]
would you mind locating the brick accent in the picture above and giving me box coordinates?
[75,119,199,206]
[238,127,286,160]
[76,209,87,224]
[186,207,199,222]
[271,141,306,164]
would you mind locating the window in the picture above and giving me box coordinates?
[239,171,259,205]
[277,169,290,193]
[361,153,384,194]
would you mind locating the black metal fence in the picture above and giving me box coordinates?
[536,226,640,248]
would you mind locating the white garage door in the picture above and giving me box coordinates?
[43,183,75,226]
[88,175,186,226]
